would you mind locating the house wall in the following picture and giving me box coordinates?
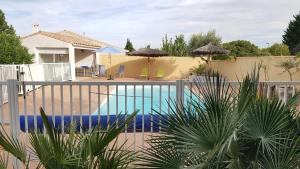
[21,34,70,63]
[75,49,95,67]
[100,55,300,81]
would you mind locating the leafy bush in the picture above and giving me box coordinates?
[223,40,260,57]
[138,69,300,168]
[0,108,137,169]
[189,63,206,75]
[277,58,300,81]
[268,43,290,56]
[258,48,272,56]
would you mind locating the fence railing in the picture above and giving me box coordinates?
[0,63,71,103]
[0,80,300,168]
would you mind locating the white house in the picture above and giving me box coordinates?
[21,25,110,80]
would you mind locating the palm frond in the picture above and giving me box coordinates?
[0,153,8,169]
[258,136,300,169]
[136,136,188,169]
[0,126,27,164]
[245,97,293,156]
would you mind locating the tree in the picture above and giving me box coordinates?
[138,69,300,168]
[161,34,172,54]
[277,58,299,81]
[0,33,33,64]
[172,34,188,56]
[0,10,15,35]
[223,40,259,57]
[283,12,300,54]
[124,38,135,52]
[268,43,290,56]
[187,30,222,54]
[258,48,272,56]
[161,34,188,56]
[0,9,32,64]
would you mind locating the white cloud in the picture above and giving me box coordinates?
[1,0,299,48]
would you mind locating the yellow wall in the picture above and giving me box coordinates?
[100,55,300,81]
[100,54,205,80]
[210,56,300,81]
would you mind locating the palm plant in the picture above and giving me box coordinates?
[138,68,300,169]
[0,108,137,169]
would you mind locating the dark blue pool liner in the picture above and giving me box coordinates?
[20,114,163,133]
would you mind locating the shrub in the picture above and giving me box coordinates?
[222,40,260,57]
[138,69,300,168]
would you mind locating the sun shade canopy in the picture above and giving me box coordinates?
[96,46,126,54]
[192,42,229,55]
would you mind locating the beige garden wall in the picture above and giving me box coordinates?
[100,55,300,81]
[100,54,205,80]
[211,56,300,81]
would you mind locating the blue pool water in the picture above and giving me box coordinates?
[93,85,178,115]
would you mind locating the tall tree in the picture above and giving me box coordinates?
[0,9,32,64]
[124,38,135,52]
[222,40,259,57]
[172,34,188,56]
[161,34,173,55]
[0,10,15,35]
[283,12,300,54]
[187,30,222,54]
[161,34,188,56]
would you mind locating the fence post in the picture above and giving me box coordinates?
[61,63,64,81]
[176,80,185,111]
[7,79,21,168]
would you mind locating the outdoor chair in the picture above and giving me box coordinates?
[140,67,149,79]
[117,65,125,77]
[155,68,165,79]
[98,65,106,77]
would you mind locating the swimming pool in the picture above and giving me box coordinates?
[93,85,177,116]
[19,85,195,133]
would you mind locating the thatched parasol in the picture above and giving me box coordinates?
[129,48,168,57]
[192,42,229,66]
[128,48,168,79]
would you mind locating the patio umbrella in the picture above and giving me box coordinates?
[192,42,229,66]
[128,48,168,80]
[96,46,126,80]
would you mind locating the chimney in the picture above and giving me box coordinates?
[32,24,40,33]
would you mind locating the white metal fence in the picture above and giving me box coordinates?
[0,63,71,103]
[0,80,300,168]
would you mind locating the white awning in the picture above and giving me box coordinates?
[37,48,69,54]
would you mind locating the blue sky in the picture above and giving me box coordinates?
[1,0,299,48]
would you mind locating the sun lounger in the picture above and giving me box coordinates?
[117,65,125,77]
[140,67,149,79]
[98,65,106,77]
[155,68,165,78]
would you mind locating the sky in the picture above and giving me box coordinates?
[1,0,299,49]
